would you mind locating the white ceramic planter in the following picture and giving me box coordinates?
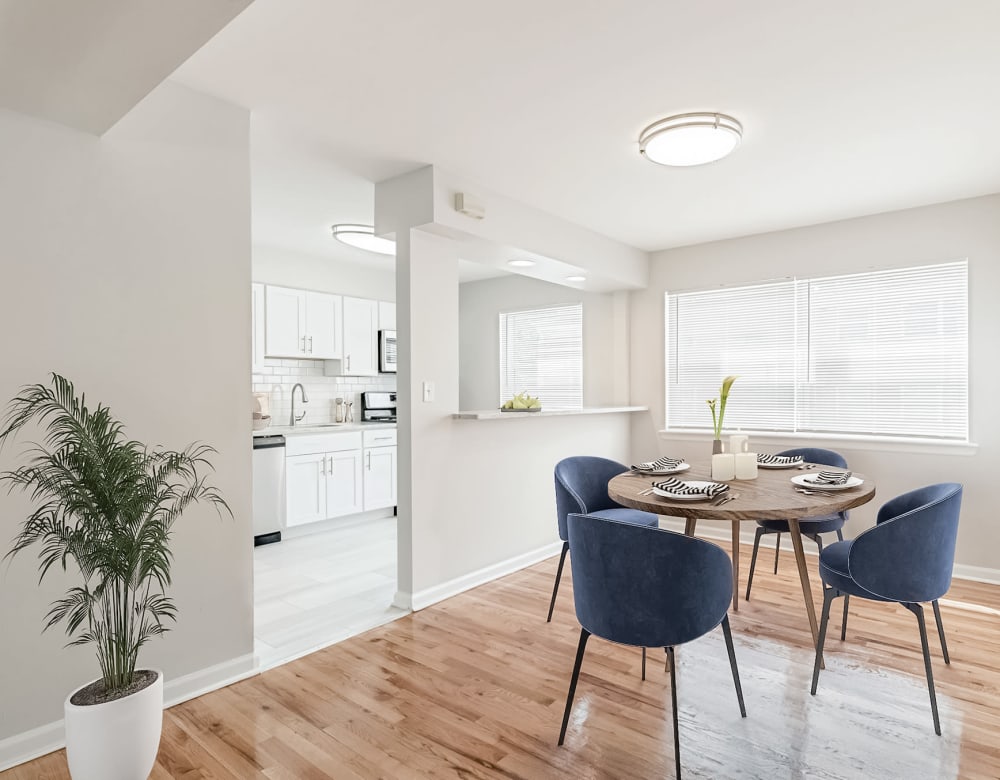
[64,669,163,780]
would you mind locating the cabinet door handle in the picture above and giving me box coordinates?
[320,455,326,475]
[328,455,334,473]
[366,452,371,471]
[308,335,314,353]
[346,354,351,371]
[300,335,306,353]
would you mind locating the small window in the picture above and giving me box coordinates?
[666,261,969,441]
[500,303,583,410]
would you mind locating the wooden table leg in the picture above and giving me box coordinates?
[731,520,740,612]
[787,517,819,648]
[684,518,697,536]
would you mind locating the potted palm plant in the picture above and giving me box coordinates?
[0,374,230,779]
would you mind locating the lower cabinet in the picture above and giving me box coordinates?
[363,430,397,511]
[285,432,363,527]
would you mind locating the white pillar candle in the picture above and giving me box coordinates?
[711,453,736,481]
[729,434,749,454]
[734,452,758,480]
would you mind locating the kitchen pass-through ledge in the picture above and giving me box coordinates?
[453,406,647,420]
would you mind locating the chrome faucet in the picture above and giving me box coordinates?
[290,383,309,426]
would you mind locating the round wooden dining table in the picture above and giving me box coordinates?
[608,462,876,648]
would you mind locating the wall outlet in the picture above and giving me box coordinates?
[422,381,435,403]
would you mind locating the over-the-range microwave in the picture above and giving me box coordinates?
[379,329,397,373]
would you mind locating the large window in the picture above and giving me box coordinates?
[666,261,968,441]
[500,303,583,409]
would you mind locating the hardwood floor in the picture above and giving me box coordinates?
[6,539,1000,779]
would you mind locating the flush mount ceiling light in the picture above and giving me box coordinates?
[331,223,396,255]
[638,112,743,167]
[566,275,587,283]
[507,258,536,268]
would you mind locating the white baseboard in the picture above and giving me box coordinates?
[0,720,63,774]
[0,653,257,773]
[410,541,564,611]
[661,519,1000,585]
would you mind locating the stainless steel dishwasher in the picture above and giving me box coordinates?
[252,434,286,546]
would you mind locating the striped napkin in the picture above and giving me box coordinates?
[632,456,686,472]
[652,477,729,498]
[757,453,803,465]
[809,470,852,485]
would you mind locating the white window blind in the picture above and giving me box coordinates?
[500,303,583,409]
[666,261,968,441]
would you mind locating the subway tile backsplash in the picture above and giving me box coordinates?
[253,358,396,425]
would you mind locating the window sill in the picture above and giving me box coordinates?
[455,406,647,420]
[657,429,979,457]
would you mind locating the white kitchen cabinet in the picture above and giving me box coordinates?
[252,283,266,372]
[265,285,343,359]
[340,296,379,375]
[285,431,364,526]
[378,300,396,331]
[363,428,397,511]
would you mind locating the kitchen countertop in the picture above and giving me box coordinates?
[452,406,647,420]
[253,422,396,437]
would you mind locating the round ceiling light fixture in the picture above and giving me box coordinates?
[566,275,587,283]
[331,223,396,255]
[638,112,743,167]
[507,258,536,268]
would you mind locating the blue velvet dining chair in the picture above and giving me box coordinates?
[558,513,746,778]
[810,482,963,735]
[548,456,660,623]
[745,447,849,601]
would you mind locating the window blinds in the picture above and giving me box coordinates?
[666,261,968,440]
[500,303,583,409]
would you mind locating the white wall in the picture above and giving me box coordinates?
[395,227,634,607]
[253,244,395,301]
[0,82,252,759]
[458,274,628,411]
[629,194,1000,573]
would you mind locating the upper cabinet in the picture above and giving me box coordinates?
[378,300,396,331]
[340,296,379,376]
[265,285,343,359]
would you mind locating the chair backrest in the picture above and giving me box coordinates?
[567,512,732,648]
[777,447,848,469]
[848,483,963,603]
[779,447,850,520]
[554,456,628,541]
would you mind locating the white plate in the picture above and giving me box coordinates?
[634,462,690,476]
[757,460,803,469]
[790,474,864,491]
[652,480,728,501]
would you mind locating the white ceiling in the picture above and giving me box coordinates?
[14,0,995,273]
[0,0,251,134]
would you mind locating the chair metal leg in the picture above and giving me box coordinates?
[814,534,823,556]
[932,600,950,664]
[641,647,646,681]
[666,646,681,779]
[836,528,844,542]
[721,615,747,718]
[664,647,671,673]
[904,602,942,736]
[558,628,590,745]
[546,542,570,623]
[811,587,839,695]
[745,527,765,601]
[840,594,850,641]
[773,532,781,574]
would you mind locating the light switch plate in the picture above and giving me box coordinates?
[422,381,435,403]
